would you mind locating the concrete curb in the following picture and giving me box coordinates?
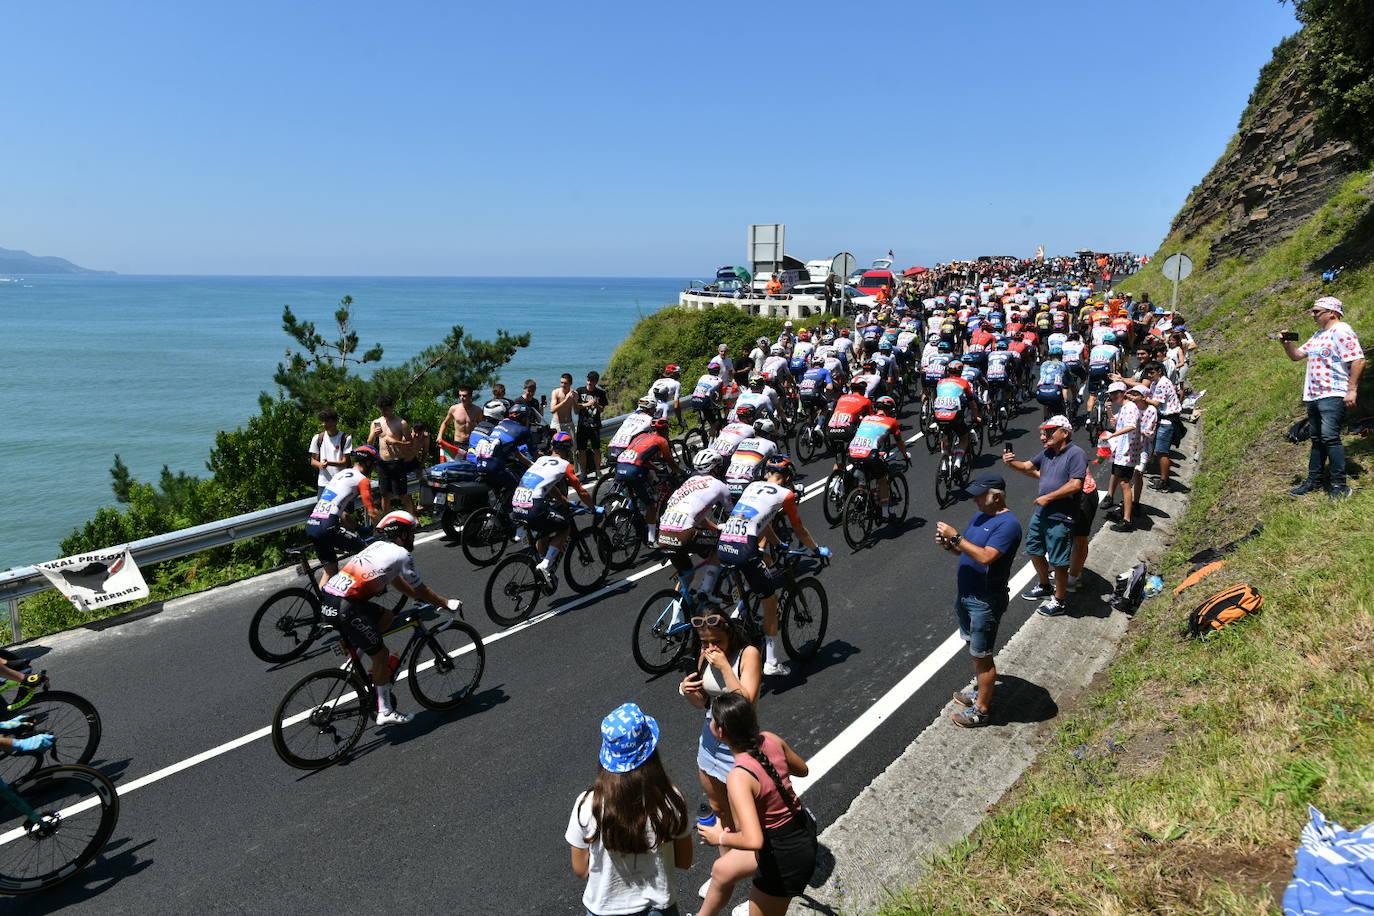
[794,422,1204,915]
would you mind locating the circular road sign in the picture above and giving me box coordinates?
[1161,253,1194,282]
[831,252,856,280]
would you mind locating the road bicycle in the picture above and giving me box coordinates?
[0,671,102,785]
[270,603,485,770]
[0,763,119,895]
[792,400,831,464]
[460,490,521,568]
[984,383,1013,444]
[933,421,973,508]
[248,544,407,663]
[630,561,743,676]
[603,472,683,570]
[483,505,612,626]
[841,457,911,550]
[1083,384,1110,440]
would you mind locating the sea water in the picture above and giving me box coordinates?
[1,275,685,570]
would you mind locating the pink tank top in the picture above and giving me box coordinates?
[733,733,798,830]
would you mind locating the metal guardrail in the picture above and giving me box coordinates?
[0,412,632,644]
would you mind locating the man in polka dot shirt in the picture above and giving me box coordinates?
[1280,295,1365,500]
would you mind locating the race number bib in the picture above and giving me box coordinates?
[720,516,750,542]
[511,486,536,510]
[849,435,877,457]
[660,509,693,532]
[934,395,961,412]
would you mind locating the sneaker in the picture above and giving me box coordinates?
[698,878,712,900]
[1037,599,1068,617]
[1329,485,1353,502]
[1100,496,1118,510]
[949,706,990,728]
[1066,577,1083,593]
[1149,479,1171,492]
[1104,507,1123,522]
[1022,582,1053,601]
[1110,520,1134,533]
[1290,479,1323,497]
[732,901,753,916]
[375,709,412,727]
[763,661,792,677]
[952,686,978,707]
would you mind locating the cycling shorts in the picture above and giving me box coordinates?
[689,396,720,423]
[717,536,778,598]
[664,528,720,573]
[321,594,387,657]
[935,414,968,436]
[1086,376,1109,395]
[854,453,892,479]
[512,500,572,537]
[614,463,655,507]
[305,519,367,568]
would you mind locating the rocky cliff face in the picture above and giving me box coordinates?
[1171,38,1362,263]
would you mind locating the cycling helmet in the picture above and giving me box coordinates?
[649,417,670,434]
[840,327,851,337]
[753,417,776,436]
[769,344,784,356]
[706,361,721,375]
[735,404,757,424]
[748,375,765,391]
[664,364,680,375]
[995,338,1009,350]
[878,340,893,353]
[810,353,824,366]
[763,455,795,481]
[507,403,530,423]
[351,444,380,464]
[376,510,418,542]
[875,396,896,414]
[483,399,507,421]
[1048,344,1064,357]
[849,378,867,392]
[550,431,574,454]
[1102,331,1117,344]
[948,359,964,373]
[937,340,952,353]
[798,330,811,341]
[862,359,877,370]
[757,336,770,347]
[927,332,940,342]
[636,396,656,411]
[692,449,723,475]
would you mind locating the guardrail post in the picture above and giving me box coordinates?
[2,598,18,645]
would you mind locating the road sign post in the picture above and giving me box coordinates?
[1161,253,1194,312]
[830,252,855,316]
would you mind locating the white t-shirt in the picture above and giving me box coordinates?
[566,790,688,916]
[309,431,354,487]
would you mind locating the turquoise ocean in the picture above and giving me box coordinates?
[2,275,686,571]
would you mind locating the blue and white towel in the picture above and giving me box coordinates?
[1284,805,1374,915]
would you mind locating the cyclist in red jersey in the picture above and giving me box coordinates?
[846,396,910,521]
[826,379,873,473]
[613,417,684,544]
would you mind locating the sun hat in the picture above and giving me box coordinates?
[599,702,660,773]
[1040,415,1073,432]
[1312,296,1344,315]
[1130,384,1152,396]
[1107,381,1128,394]
[965,474,1007,496]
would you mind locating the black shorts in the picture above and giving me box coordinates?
[1111,462,1136,481]
[1087,374,1110,394]
[376,459,410,497]
[689,397,720,423]
[614,464,654,507]
[852,454,890,479]
[718,536,778,598]
[753,812,818,898]
[575,422,602,452]
[321,594,387,657]
[1072,489,1099,537]
[935,415,968,436]
[665,529,720,573]
[305,519,366,567]
[512,501,572,537]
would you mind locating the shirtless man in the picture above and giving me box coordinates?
[368,395,416,515]
[436,386,481,460]
[549,373,577,435]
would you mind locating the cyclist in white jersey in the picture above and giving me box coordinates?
[647,365,684,424]
[688,364,726,433]
[729,376,777,421]
[724,418,779,500]
[510,432,596,588]
[760,346,789,384]
[717,457,829,677]
[658,450,734,602]
[607,398,656,462]
[708,405,757,464]
[321,511,463,726]
[306,446,382,579]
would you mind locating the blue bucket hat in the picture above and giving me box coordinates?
[599,702,660,773]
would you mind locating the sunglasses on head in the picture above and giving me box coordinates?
[691,614,726,629]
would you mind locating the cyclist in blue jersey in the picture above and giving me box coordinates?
[472,401,536,497]
[1035,347,1071,417]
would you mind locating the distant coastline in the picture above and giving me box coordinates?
[0,245,114,275]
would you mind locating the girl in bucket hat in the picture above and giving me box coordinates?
[567,703,693,916]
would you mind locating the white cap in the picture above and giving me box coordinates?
[1107,381,1128,394]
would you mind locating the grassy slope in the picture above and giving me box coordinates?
[883,171,1374,914]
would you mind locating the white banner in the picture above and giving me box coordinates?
[35,547,149,612]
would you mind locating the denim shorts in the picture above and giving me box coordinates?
[955,592,1005,658]
[1154,418,1174,456]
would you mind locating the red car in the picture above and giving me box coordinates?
[855,269,896,297]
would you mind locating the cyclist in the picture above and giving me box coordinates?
[961,358,988,412]
[797,354,837,431]
[0,722,53,755]
[985,339,1016,419]
[321,510,464,726]
[509,432,597,589]
[472,401,537,500]
[688,363,727,434]
[932,360,978,459]
[1060,332,1087,418]
[1035,346,1072,418]
[759,345,790,390]
[731,375,777,422]
[648,365,684,426]
[1083,331,1122,420]
[614,417,684,545]
[827,378,874,471]
[658,449,734,604]
[725,417,781,502]
[853,358,884,399]
[832,326,856,364]
[717,456,829,677]
[708,403,756,467]
[606,397,656,464]
[305,445,382,581]
[847,395,910,522]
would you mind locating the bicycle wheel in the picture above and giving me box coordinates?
[0,691,101,785]
[407,620,485,711]
[821,471,847,527]
[603,507,644,571]
[461,507,510,568]
[271,668,369,770]
[923,411,940,453]
[0,764,119,896]
[781,578,829,662]
[248,586,322,663]
[890,474,910,523]
[934,463,954,508]
[484,554,544,626]
[681,428,709,465]
[842,488,874,551]
[796,425,822,464]
[564,526,612,594]
[631,589,695,676]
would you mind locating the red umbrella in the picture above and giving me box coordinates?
[903,266,928,276]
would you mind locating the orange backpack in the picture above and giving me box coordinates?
[1187,583,1264,637]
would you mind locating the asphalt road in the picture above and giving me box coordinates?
[9,396,1110,915]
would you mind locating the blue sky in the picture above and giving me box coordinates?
[2,1,1299,276]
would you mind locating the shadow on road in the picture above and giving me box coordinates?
[766,641,861,698]
[340,683,512,766]
[23,836,158,914]
[987,674,1058,725]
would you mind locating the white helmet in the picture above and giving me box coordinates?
[753,417,776,436]
[636,396,656,411]
[483,399,507,421]
[769,344,784,356]
[692,449,723,475]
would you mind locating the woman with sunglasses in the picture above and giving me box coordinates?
[679,613,761,903]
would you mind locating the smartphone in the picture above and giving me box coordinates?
[1281,332,1300,342]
